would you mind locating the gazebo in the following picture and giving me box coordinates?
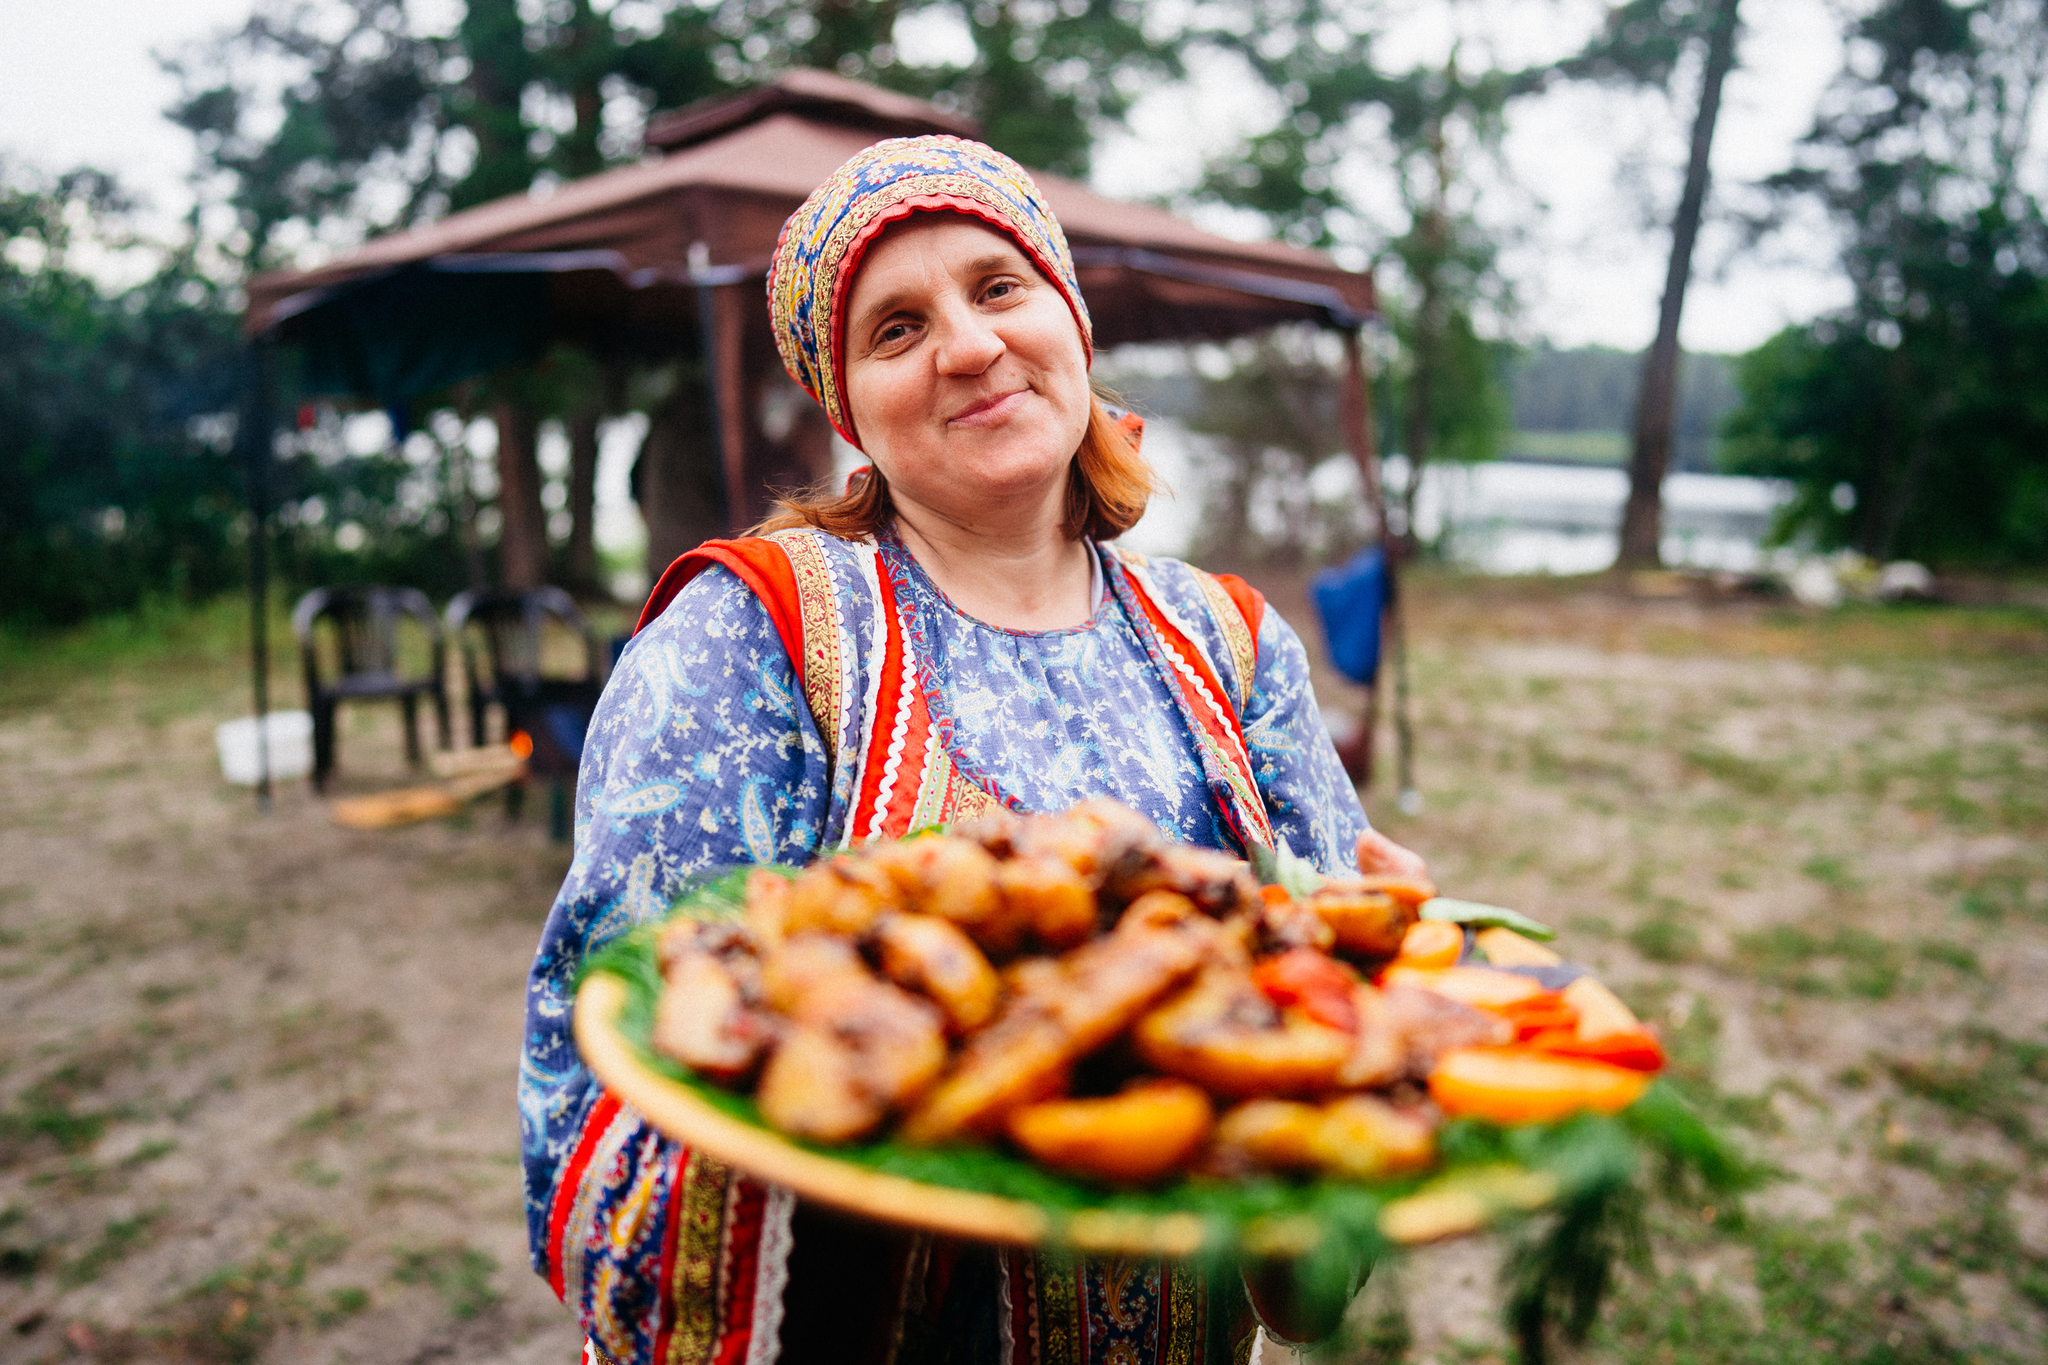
[235,69,1398,799]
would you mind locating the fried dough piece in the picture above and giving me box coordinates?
[1338,983,1513,1088]
[754,969,947,1144]
[650,922,775,1084]
[784,854,903,937]
[899,919,1209,1144]
[1133,966,1353,1098]
[1211,1095,1435,1180]
[1006,1079,1215,1184]
[871,913,1001,1035]
[1306,883,1420,959]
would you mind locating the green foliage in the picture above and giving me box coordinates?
[1195,3,1533,503]
[1723,0,2048,565]
[0,166,246,627]
[1508,345,1738,472]
[167,1,1178,272]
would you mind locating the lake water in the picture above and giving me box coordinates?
[1117,419,1793,575]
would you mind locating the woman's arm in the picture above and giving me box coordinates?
[519,567,829,1362]
[1238,608,1374,875]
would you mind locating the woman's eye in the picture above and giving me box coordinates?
[876,322,913,348]
[984,280,1017,301]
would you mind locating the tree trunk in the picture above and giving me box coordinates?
[637,373,727,583]
[566,403,601,591]
[1617,0,1741,571]
[492,401,551,590]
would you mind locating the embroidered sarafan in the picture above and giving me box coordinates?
[766,135,1092,449]
[521,532,1369,1364]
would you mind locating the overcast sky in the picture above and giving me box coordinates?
[0,0,1853,354]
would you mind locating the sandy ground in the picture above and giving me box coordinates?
[1,574,2044,1364]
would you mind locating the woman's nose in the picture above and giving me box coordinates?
[931,303,1005,376]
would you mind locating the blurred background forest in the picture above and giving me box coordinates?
[2,0,2045,631]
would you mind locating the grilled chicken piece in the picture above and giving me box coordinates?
[1253,894,1337,953]
[1133,966,1353,1098]
[871,913,1001,1034]
[758,932,867,1016]
[866,835,1005,929]
[1211,1095,1435,1180]
[1337,983,1513,1089]
[899,917,1210,1144]
[650,922,776,1084]
[754,964,947,1144]
[785,854,902,937]
[742,868,796,945]
[1305,882,1420,960]
[1107,844,1263,919]
[993,856,1097,950]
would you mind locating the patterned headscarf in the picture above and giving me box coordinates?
[767,135,1093,450]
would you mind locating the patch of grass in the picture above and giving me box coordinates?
[1887,1023,2048,1155]
[1604,1214,1979,1365]
[60,1207,165,1287]
[1944,858,2045,923]
[122,1137,178,1168]
[1683,747,1785,796]
[267,1004,394,1077]
[392,1242,499,1319]
[0,1077,111,1164]
[1628,917,1701,964]
[1731,925,1904,999]
[291,1158,342,1189]
[1798,854,1860,891]
[316,1285,371,1328]
[1914,939,1980,974]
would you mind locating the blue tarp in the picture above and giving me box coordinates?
[1311,545,1387,685]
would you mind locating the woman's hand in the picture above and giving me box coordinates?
[1357,827,1428,881]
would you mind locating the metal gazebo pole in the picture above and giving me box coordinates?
[240,340,277,811]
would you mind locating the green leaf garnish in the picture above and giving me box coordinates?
[1420,896,1557,941]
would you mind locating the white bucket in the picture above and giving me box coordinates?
[215,711,315,785]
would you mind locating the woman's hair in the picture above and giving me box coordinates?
[753,392,1160,543]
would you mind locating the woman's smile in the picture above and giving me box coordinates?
[947,387,1031,428]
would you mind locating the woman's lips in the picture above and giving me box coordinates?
[947,388,1029,428]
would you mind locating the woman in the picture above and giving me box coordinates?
[521,135,1425,1365]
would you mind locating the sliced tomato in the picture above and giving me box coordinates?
[1493,993,1581,1040]
[1526,1026,1666,1073]
[1253,948,1359,1032]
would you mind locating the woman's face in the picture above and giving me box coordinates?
[842,215,1091,529]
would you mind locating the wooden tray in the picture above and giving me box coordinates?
[575,974,1554,1254]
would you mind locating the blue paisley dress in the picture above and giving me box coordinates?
[522,532,1370,1364]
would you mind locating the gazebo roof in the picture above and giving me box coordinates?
[245,69,1374,381]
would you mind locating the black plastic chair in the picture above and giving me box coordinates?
[292,586,451,791]
[446,587,607,838]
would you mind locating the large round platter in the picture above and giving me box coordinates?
[576,972,1220,1255]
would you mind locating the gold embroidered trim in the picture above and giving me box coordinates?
[768,530,845,761]
[1038,1251,1081,1365]
[665,1150,731,1365]
[1193,570,1256,717]
[1165,1262,1203,1365]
